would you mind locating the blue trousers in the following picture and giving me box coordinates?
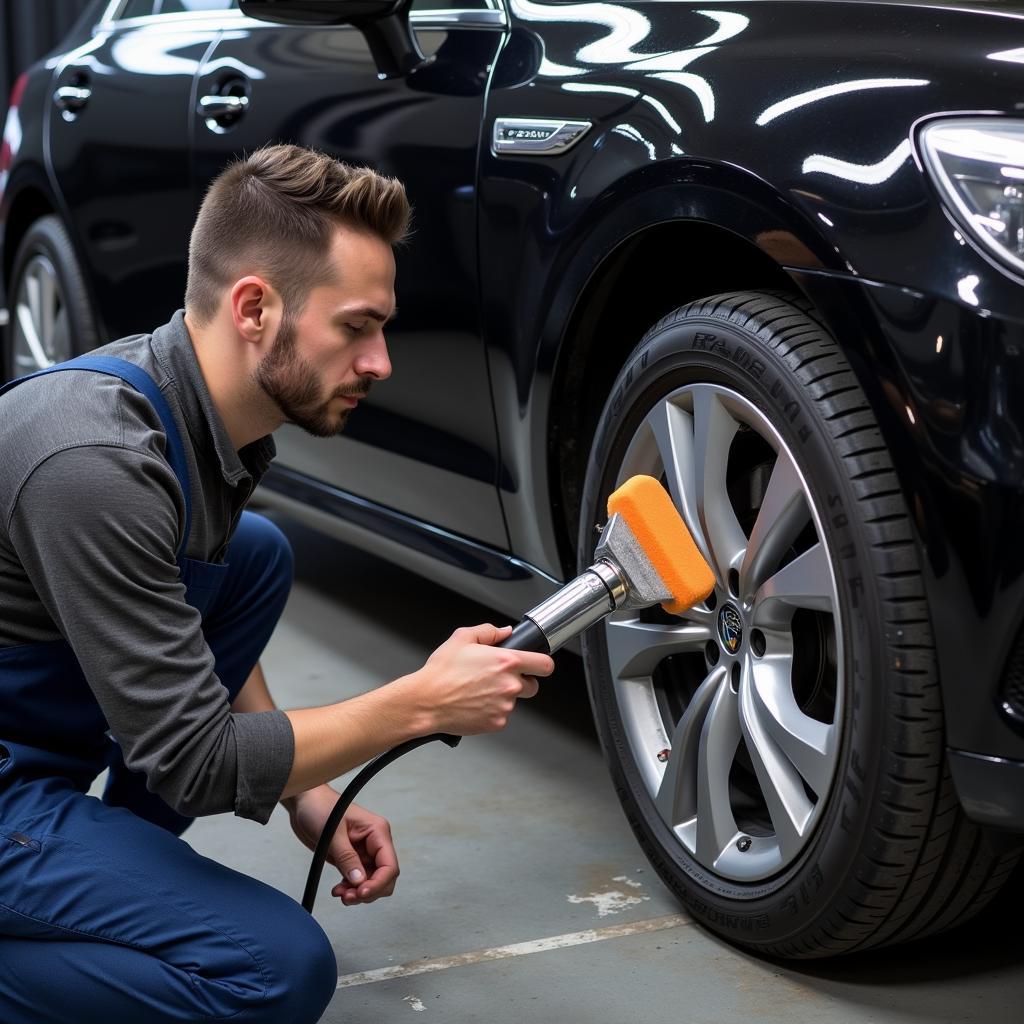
[0,513,337,1023]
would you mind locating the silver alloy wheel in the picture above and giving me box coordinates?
[604,382,843,883]
[13,253,70,375]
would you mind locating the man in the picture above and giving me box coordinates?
[0,144,553,1023]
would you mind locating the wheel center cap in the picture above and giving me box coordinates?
[718,604,743,654]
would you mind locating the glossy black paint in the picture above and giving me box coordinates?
[2,0,1024,821]
[48,17,220,340]
[189,15,508,545]
[475,0,1024,769]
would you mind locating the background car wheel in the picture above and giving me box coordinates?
[579,290,1021,958]
[3,214,97,380]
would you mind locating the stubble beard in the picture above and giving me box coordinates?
[255,313,372,438]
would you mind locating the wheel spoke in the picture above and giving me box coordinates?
[692,386,747,580]
[16,302,49,370]
[26,267,41,333]
[15,258,61,371]
[655,665,721,828]
[748,656,836,797]
[738,660,815,860]
[606,615,711,680]
[695,669,741,867]
[645,399,714,570]
[753,542,835,625]
[39,268,57,359]
[740,448,810,603]
[617,417,658,486]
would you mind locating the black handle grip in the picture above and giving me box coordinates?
[496,617,551,654]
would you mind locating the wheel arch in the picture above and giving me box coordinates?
[545,217,801,577]
[2,178,57,293]
[2,177,105,376]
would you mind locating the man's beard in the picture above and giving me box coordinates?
[254,313,372,438]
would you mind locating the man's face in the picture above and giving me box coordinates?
[255,226,396,438]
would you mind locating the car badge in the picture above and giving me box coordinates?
[718,605,743,654]
[492,118,592,156]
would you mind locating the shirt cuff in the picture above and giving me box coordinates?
[232,709,295,824]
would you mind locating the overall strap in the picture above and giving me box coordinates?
[0,355,192,558]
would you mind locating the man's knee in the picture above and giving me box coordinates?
[226,513,294,617]
[204,905,337,1024]
[240,512,295,589]
[259,907,337,1023]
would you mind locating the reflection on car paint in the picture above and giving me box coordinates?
[755,78,930,127]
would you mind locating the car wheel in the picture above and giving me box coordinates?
[4,214,97,380]
[578,290,1021,957]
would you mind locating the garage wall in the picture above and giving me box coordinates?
[0,0,96,117]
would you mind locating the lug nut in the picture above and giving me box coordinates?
[736,835,752,852]
[657,749,670,762]
[751,629,766,657]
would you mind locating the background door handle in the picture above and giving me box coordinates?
[198,94,249,119]
[53,85,91,113]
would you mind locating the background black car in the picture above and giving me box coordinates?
[3,0,1024,959]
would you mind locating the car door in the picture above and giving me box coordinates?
[191,0,508,547]
[47,0,229,340]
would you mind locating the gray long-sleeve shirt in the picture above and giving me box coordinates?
[0,310,294,823]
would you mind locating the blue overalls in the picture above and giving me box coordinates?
[0,356,336,1023]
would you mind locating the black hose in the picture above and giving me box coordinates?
[301,732,461,913]
[301,614,548,914]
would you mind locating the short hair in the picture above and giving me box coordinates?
[185,144,410,324]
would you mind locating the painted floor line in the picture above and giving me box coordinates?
[336,913,692,989]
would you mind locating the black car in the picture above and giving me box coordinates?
[3,0,1023,959]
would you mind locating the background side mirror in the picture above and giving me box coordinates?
[239,0,429,79]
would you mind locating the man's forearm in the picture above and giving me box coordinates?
[281,675,434,799]
[232,662,435,800]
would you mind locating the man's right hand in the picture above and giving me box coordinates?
[282,623,555,799]
[407,623,554,735]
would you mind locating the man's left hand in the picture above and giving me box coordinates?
[286,785,399,905]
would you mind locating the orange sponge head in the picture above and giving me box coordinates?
[607,475,715,615]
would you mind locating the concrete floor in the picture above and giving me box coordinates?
[185,514,1024,1024]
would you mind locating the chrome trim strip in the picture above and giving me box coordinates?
[492,118,592,156]
[412,9,505,27]
[100,3,505,29]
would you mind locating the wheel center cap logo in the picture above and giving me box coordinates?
[718,605,743,653]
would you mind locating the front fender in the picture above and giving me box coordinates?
[479,149,835,577]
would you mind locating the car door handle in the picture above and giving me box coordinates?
[53,85,91,112]
[197,94,249,119]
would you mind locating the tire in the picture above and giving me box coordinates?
[3,214,97,381]
[578,290,1021,958]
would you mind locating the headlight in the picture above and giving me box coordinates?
[919,118,1024,278]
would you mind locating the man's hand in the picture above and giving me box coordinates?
[285,785,399,905]
[406,623,554,735]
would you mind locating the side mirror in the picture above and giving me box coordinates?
[238,0,430,79]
